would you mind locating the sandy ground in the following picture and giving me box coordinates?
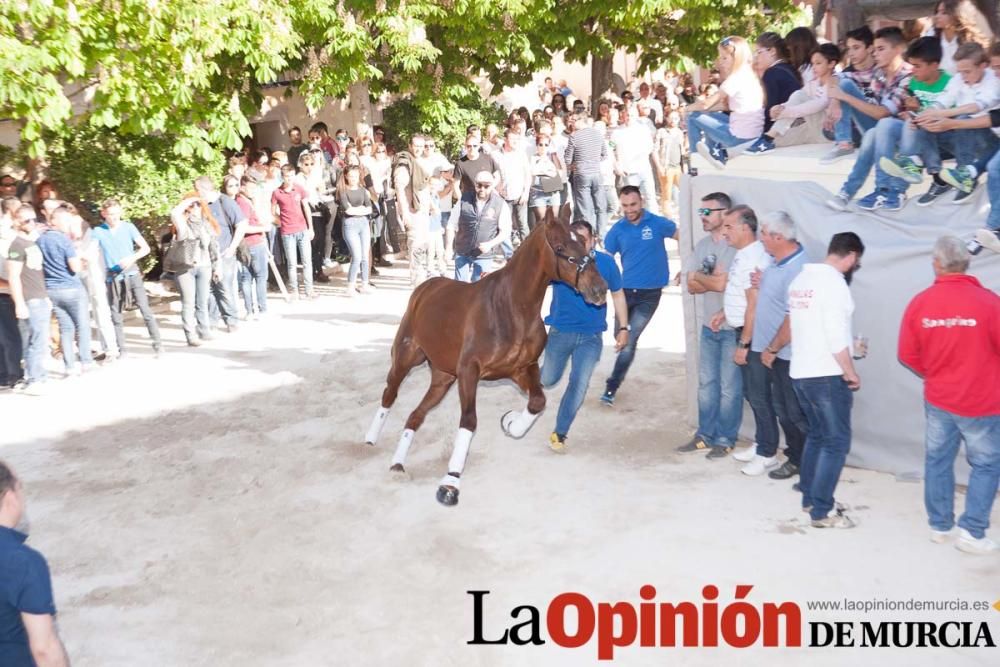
[1,257,998,667]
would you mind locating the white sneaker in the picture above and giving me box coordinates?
[955,528,999,554]
[930,528,954,544]
[812,512,856,529]
[741,454,778,476]
[733,442,759,463]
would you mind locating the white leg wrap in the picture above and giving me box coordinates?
[365,406,391,444]
[392,429,415,467]
[506,407,541,438]
[446,428,474,477]
[439,473,462,488]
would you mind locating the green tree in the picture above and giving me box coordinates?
[1,1,803,159]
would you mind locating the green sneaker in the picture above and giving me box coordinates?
[940,166,975,193]
[878,155,923,184]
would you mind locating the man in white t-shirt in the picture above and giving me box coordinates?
[788,232,865,530]
[611,104,659,214]
[710,205,772,455]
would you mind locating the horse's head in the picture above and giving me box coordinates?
[543,204,608,306]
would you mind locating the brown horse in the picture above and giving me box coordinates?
[364,205,608,506]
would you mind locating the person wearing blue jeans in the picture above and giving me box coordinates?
[923,404,1000,542]
[899,235,1000,553]
[48,287,94,372]
[788,232,865,529]
[678,194,741,458]
[19,298,51,389]
[571,172,607,236]
[825,118,911,212]
[601,186,677,405]
[342,215,372,293]
[239,243,269,314]
[281,230,314,298]
[540,220,627,452]
[208,255,240,328]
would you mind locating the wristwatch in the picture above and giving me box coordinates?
[737,340,751,350]
[618,325,631,332]
[765,346,779,354]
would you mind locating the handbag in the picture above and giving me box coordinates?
[539,174,562,193]
[163,236,200,273]
[236,240,252,266]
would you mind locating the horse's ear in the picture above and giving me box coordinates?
[548,201,571,228]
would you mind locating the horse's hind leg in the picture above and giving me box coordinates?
[501,362,546,439]
[390,368,456,473]
[436,364,480,507]
[365,337,426,445]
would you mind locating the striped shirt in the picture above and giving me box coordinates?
[564,127,607,176]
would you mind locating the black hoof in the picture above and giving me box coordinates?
[436,485,459,506]
[389,463,406,473]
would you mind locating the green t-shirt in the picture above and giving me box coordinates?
[909,71,952,110]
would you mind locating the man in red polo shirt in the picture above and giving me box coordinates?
[898,235,1000,555]
[271,164,314,299]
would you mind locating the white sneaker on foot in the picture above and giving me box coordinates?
[741,454,778,476]
[955,528,999,554]
[812,512,856,529]
[930,528,954,544]
[733,442,759,463]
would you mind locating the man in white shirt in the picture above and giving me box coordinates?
[445,171,512,283]
[710,205,772,456]
[788,232,865,529]
[611,104,660,214]
[496,128,532,247]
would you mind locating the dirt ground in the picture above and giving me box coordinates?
[2,262,997,667]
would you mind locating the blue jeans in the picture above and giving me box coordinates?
[208,255,239,325]
[697,326,743,447]
[571,172,608,235]
[606,288,661,393]
[343,216,372,287]
[48,286,94,371]
[238,243,269,314]
[793,376,853,520]
[900,123,998,175]
[282,231,314,294]
[0,295,22,384]
[688,111,754,150]
[18,297,51,384]
[924,402,1000,539]
[987,147,1000,230]
[540,328,603,437]
[743,352,808,462]
[834,77,879,144]
[175,264,211,340]
[454,255,492,283]
[841,118,909,197]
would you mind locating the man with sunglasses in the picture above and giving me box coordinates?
[5,206,51,394]
[445,170,511,283]
[541,220,628,453]
[677,193,742,458]
[452,133,502,198]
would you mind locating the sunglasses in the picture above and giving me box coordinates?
[376,149,387,154]
[0,181,15,187]
[466,144,480,149]
[474,182,492,189]
[538,142,550,147]
[698,207,726,216]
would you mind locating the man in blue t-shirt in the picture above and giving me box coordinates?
[92,198,162,357]
[540,220,628,452]
[0,461,69,666]
[599,185,678,405]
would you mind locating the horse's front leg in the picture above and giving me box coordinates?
[436,365,480,507]
[501,362,546,439]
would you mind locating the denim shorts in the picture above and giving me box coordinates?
[529,186,561,208]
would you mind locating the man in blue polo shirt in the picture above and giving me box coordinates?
[600,185,678,406]
[541,220,629,452]
[92,198,162,357]
[0,461,69,666]
[734,211,811,478]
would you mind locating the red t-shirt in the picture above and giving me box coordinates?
[898,274,1000,417]
[271,184,309,235]
[234,194,264,246]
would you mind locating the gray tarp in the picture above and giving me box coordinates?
[678,173,1000,482]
